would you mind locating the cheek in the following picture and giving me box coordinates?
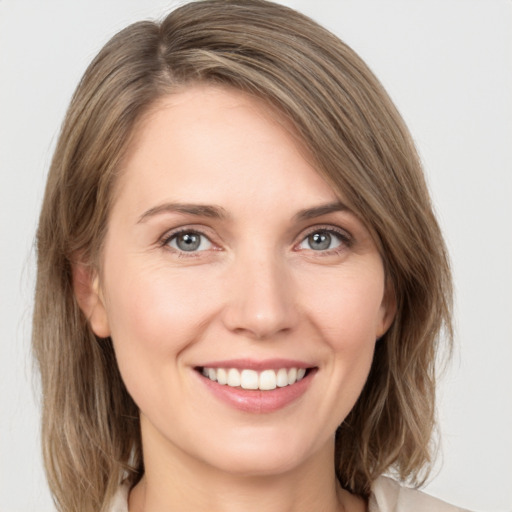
[103,255,215,347]
[299,265,385,412]
[101,262,221,414]
[100,253,228,400]
[301,265,386,348]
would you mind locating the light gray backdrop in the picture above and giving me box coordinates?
[1,1,511,511]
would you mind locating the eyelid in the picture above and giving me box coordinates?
[157,223,353,255]
[294,224,353,252]
[159,226,219,253]
[298,224,353,243]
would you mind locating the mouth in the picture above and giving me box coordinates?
[196,366,313,391]
[193,359,317,413]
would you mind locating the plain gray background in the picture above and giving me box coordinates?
[1,1,511,511]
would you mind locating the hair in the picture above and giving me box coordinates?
[33,1,452,510]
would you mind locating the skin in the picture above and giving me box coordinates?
[77,85,395,512]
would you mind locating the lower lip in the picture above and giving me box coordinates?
[197,370,316,414]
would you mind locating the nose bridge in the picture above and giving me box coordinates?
[222,243,298,339]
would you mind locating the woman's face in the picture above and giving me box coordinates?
[85,85,394,477]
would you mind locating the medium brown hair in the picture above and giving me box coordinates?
[33,1,452,510]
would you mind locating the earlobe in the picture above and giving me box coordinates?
[72,261,111,338]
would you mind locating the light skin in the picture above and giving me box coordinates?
[75,85,395,512]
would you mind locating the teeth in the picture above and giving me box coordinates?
[201,367,308,390]
[287,367,297,385]
[217,368,228,385]
[240,369,259,390]
[259,369,276,390]
[276,368,288,387]
[227,368,241,387]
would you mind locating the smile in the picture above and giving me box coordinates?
[195,359,316,413]
[200,367,307,391]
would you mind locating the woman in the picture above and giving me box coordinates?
[33,1,466,511]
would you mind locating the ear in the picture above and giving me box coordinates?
[376,281,397,339]
[71,261,111,338]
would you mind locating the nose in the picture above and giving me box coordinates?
[221,250,299,340]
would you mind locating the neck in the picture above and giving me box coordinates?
[131,467,343,512]
[128,419,362,512]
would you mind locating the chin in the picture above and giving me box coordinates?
[191,427,323,478]
[207,450,307,478]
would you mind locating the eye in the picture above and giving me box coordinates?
[297,229,347,252]
[166,231,213,252]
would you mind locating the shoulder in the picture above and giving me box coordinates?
[369,476,471,512]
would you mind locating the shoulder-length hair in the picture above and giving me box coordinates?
[33,1,452,510]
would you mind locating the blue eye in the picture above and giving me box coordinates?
[167,231,212,252]
[298,230,345,251]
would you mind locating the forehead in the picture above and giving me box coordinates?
[112,84,342,214]
[126,84,316,173]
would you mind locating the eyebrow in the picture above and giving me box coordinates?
[293,201,350,221]
[137,200,350,224]
[137,202,229,223]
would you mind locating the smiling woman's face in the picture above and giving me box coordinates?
[83,85,394,478]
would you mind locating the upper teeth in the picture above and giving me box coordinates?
[201,367,307,390]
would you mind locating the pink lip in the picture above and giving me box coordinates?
[194,364,317,414]
[196,358,313,371]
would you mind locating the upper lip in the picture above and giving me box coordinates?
[196,358,315,371]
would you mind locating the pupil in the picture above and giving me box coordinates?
[177,233,200,251]
[309,232,331,250]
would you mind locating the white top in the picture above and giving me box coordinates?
[109,476,470,511]
[368,476,469,511]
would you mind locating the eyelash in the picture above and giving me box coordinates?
[160,228,214,257]
[297,226,353,255]
[159,225,353,257]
